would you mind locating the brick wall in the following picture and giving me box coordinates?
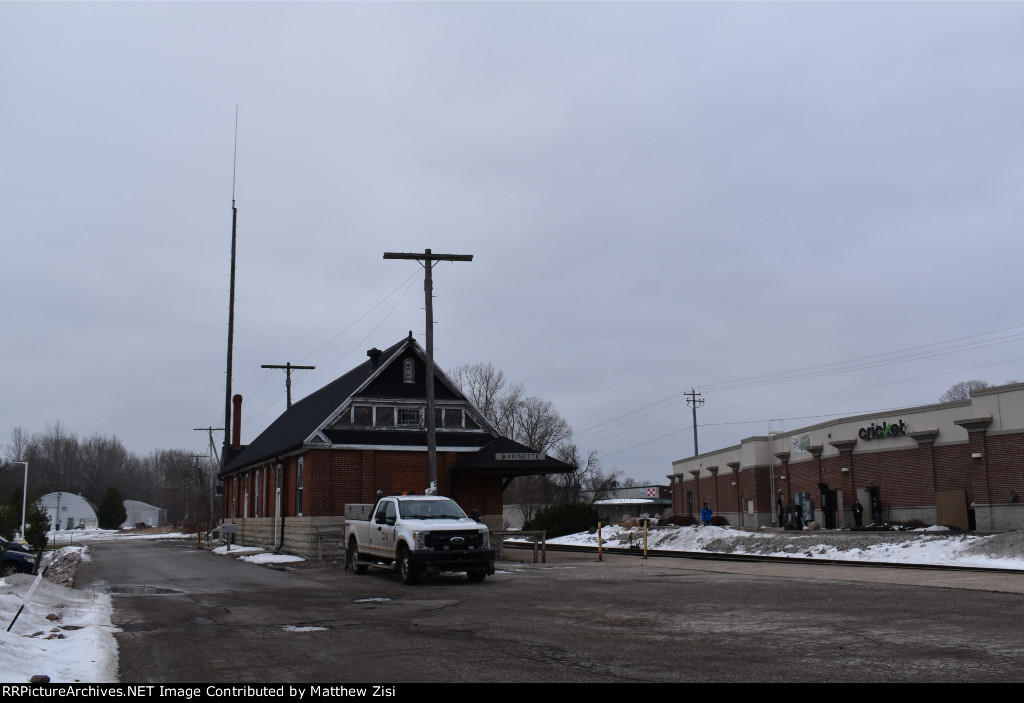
[670,431,1024,529]
[984,434,1024,503]
[223,447,504,525]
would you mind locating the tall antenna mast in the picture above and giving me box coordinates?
[223,106,239,468]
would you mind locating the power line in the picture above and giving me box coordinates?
[322,274,419,368]
[231,271,420,421]
[260,363,316,409]
[297,270,419,364]
[699,328,1024,393]
[587,352,1024,464]
[576,323,1024,442]
[595,406,912,462]
[702,355,1024,415]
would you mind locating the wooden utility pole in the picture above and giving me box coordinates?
[194,426,224,524]
[383,249,472,493]
[261,363,316,409]
[685,388,704,456]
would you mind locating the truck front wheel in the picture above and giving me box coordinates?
[466,569,486,583]
[398,547,420,585]
[348,538,367,575]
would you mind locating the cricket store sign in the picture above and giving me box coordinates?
[859,419,907,441]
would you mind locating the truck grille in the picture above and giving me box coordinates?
[424,530,484,550]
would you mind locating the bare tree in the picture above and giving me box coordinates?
[450,362,612,516]
[78,434,131,505]
[503,474,551,524]
[449,362,524,438]
[31,422,80,497]
[553,443,619,503]
[147,449,205,525]
[515,397,572,454]
[939,380,990,402]
[4,427,31,463]
[2,419,221,523]
[449,362,571,452]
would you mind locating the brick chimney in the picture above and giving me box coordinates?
[367,348,383,369]
[232,394,243,448]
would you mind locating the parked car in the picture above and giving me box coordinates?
[0,538,37,576]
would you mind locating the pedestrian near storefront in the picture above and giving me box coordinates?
[871,496,883,524]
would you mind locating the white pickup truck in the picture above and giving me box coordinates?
[345,494,495,584]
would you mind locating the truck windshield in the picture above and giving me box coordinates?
[398,500,468,520]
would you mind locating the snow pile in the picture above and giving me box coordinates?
[212,545,263,555]
[958,530,1024,561]
[540,526,1024,569]
[0,563,118,683]
[239,553,304,565]
[44,546,86,588]
[210,545,304,565]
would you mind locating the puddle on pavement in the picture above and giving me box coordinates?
[107,585,182,595]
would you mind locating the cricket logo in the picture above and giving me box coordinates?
[858,419,907,441]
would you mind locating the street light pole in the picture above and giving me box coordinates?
[7,461,29,538]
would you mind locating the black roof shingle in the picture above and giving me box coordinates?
[221,337,411,475]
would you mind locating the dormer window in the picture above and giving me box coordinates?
[403,358,415,384]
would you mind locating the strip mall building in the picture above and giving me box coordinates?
[669,383,1024,531]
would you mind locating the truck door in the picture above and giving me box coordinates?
[369,500,397,559]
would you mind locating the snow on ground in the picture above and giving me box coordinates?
[0,529,311,682]
[239,553,304,565]
[540,525,1024,569]
[212,544,264,555]
[0,548,118,683]
[281,625,328,632]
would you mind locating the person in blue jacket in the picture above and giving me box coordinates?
[701,501,713,526]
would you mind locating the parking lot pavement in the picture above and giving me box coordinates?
[288,544,1024,595]
[84,539,1024,682]
[496,548,1024,594]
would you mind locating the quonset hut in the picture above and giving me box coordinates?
[38,492,98,531]
[121,500,167,528]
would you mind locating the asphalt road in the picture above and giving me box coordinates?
[75,539,1024,683]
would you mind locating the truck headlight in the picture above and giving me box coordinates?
[481,530,490,549]
[415,532,427,550]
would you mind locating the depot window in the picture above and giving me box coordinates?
[296,458,304,516]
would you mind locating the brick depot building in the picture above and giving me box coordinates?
[219,334,572,557]
[669,383,1024,531]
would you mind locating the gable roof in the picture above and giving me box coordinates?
[221,335,495,475]
[222,337,408,474]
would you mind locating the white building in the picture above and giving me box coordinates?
[38,492,98,531]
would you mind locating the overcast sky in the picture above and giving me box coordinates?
[3,2,1024,483]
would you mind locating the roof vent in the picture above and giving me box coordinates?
[367,348,383,369]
